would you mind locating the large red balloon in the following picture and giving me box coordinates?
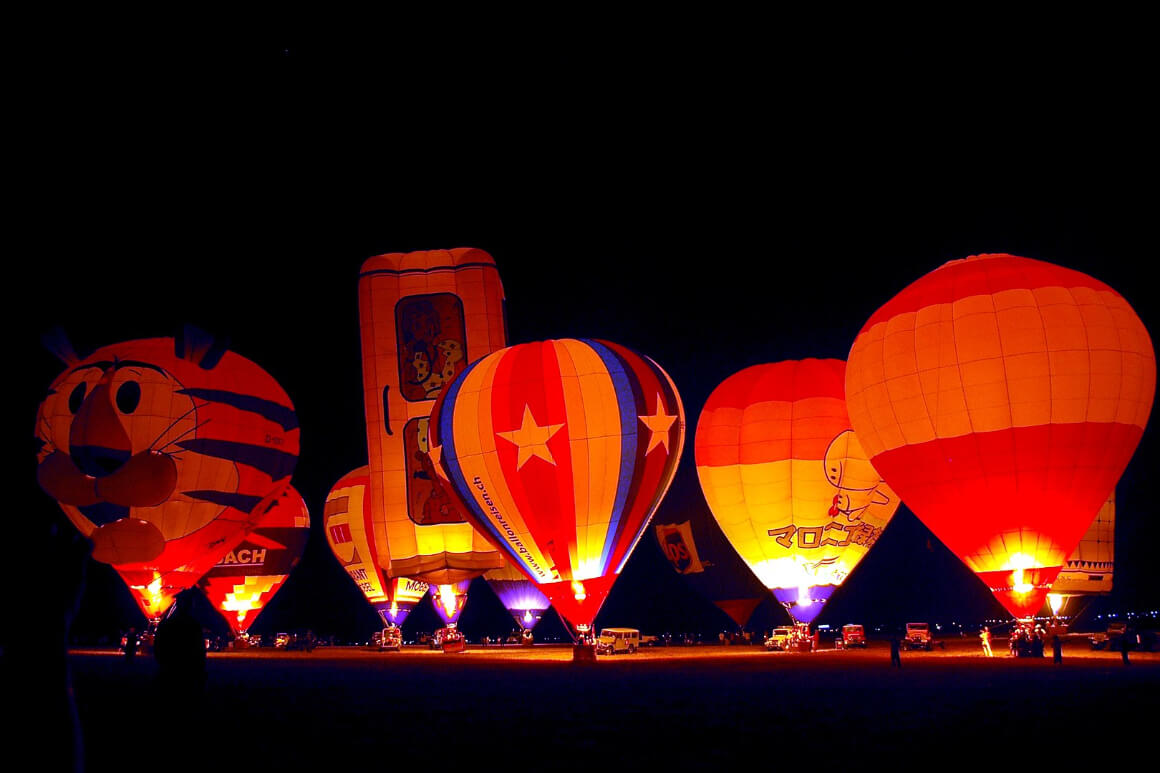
[429,338,685,632]
[845,254,1154,618]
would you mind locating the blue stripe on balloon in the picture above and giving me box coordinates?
[581,339,638,576]
[439,358,527,572]
[613,354,677,574]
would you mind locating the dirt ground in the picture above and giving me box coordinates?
[67,637,1157,769]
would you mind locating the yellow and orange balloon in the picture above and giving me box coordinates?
[845,254,1154,619]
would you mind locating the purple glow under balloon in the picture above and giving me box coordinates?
[486,579,551,629]
[772,586,836,626]
[374,602,414,627]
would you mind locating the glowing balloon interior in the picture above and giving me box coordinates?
[696,359,900,625]
[484,560,551,630]
[199,484,310,634]
[845,254,1154,618]
[429,579,471,626]
[430,338,685,632]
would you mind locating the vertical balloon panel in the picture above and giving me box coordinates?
[845,254,1154,619]
[359,249,507,584]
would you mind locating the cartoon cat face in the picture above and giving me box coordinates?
[36,336,298,565]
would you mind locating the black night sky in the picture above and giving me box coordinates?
[12,35,1158,648]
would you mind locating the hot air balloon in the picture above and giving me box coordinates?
[845,254,1155,619]
[696,360,900,626]
[358,248,507,586]
[484,559,551,631]
[35,329,299,620]
[1046,491,1115,618]
[653,503,771,633]
[323,466,430,627]
[198,484,310,637]
[429,338,685,643]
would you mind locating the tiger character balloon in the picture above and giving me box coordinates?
[35,327,300,620]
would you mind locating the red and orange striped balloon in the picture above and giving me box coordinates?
[845,254,1155,618]
[429,339,685,631]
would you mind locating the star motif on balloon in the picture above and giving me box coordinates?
[496,405,565,469]
[638,392,677,455]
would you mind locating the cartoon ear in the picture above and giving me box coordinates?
[175,325,230,369]
[41,326,82,366]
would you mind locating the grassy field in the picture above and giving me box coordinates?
[66,638,1158,768]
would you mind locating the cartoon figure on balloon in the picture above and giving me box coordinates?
[398,296,467,399]
[406,416,464,525]
[35,331,299,620]
[824,429,892,527]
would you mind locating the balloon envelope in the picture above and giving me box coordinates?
[845,254,1154,618]
[696,360,900,625]
[652,495,770,629]
[357,248,507,585]
[35,333,299,619]
[323,466,429,626]
[430,338,685,631]
[1047,491,1115,616]
[199,484,310,635]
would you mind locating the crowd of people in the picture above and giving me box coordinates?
[981,622,1065,662]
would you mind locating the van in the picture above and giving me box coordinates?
[596,628,641,655]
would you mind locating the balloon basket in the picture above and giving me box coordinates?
[572,643,597,663]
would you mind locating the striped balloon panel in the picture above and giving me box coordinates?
[358,248,506,584]
[432,339,684,628]
[846,254,1154,617]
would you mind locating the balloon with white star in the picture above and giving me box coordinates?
[428,338,685,634]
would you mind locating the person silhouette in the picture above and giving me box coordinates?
[889,633,901,668]
[1052,634,1063,664]
[153,588,207,721]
